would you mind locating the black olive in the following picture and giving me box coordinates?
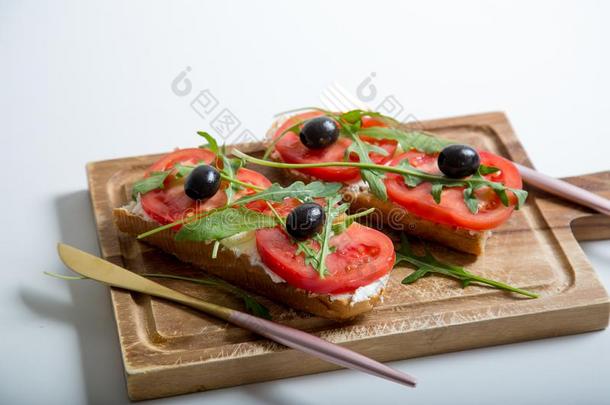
[437,144,480,178]
[299,117,340,149]
[285,203,325,240]
[184,165,221,200]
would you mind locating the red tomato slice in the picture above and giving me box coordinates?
[361,116,387,128]
[385,150,523,231]
[146,148,216,175]
[273,111,397,182]
[256,223,395,294]
[233,167,273,212]
[140,149,271,225]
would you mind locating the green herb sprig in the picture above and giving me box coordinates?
[300,195,348,278]
[233,181,342,206]
[131,171,171,199]
[233,149,528,214]
[394,235,538,298]
[263,195,352,278]
[175,207,278,241]
[317,196,349,277]
[197,130,246,205]
[261,108,526,211]
[268,107,449,156]
[358,126,453,154]
[263,201,323,271]
[263,108,450,201]
[137,180,343,240]
[341,121,388,201]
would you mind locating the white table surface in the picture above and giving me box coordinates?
[2,1,609,404]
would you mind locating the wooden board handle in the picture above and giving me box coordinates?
[560,171,610,197]
[558,171,610,241]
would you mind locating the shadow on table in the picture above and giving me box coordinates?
[19,190,130,405]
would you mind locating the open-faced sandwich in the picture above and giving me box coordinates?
[114,110,534,321]
[113,136,396,320]
[263,109,527,255]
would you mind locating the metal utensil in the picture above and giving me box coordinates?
[57,243,417,388]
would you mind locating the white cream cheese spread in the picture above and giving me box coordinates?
[325,274,390,304]
[125,195,154,222]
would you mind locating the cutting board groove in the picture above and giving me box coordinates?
[86,112,609,401]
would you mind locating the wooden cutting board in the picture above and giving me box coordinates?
[87,112,610,401]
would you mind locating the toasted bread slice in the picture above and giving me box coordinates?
[113,207,387,320]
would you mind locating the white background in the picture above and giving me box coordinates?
[1,1,609,404]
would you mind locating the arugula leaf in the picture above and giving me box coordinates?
[261,197,325,271]
[131,171,171,199]
[432,181,467,204]
[219,145,240,204]
[238,149,529,214]
[197,131,219,154]
[510,188,528,210]
[344,141,389,160]
[295,237,321,269]
[431,183,444,204]
[241,295,271,319]
[175,207,277,242]
[478,164,500,175]
[340,109,366,124]
[361,169,387,201]
[402,174,424,188]
[490,182,509,206]
[459,165,528,213]
[197,132,240,204]
[312,195,348,277]
[396,160,463,204]
[358,127,453,154]
[174,163,196,178]
[234,181,342,206]
[334,118,389,200]
[401,266,432,284]
[293,195,349,278]
[395,160,425,188]
[394,234,539,298]
[183,133,245,204]
[463,186,480,214]
[338,109,399,126]
[331,207,375,235]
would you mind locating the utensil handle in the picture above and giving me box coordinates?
[229,311,417,387]
[517,164,610,216]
